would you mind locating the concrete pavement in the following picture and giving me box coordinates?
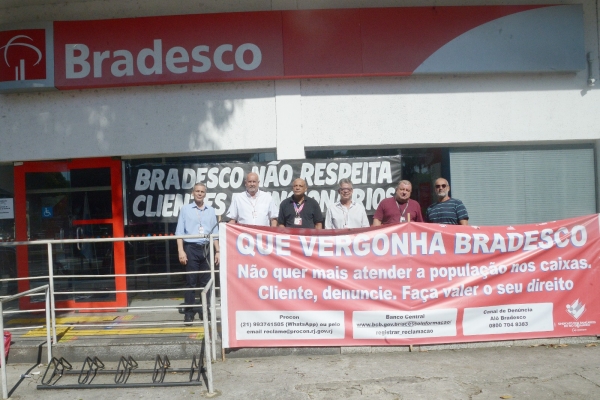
[2,342,600,399]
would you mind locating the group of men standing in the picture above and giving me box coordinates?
[373,178,469,227]
[175,172,468,324]
[225,173,468,229]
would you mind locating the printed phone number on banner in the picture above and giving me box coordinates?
[236,311,345,340]
[463,303,553,335]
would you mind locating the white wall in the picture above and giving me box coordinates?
[0,0,598,163]
[299,74,600,148]
[0,81,277,161]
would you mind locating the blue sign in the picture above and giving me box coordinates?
[42,207,53,218]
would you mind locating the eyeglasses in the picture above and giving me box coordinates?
[339,188,353,192]
[435,184,448,188]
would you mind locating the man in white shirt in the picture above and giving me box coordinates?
[324,179,369,229]
[227,172,278,226]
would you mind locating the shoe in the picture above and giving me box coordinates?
[184,314,194,326]
[197,309,212,321]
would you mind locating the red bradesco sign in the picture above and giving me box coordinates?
[0,5,585,92]
[53,12,285,89]
[49,5,584,91]
[221,215,600,348]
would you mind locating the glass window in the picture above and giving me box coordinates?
[0,164,16,297]
[24,168,116,302]
[306,148,446,216]
[121,152,275,298]
[450,145,596,225]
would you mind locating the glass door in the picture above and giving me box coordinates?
[14,158,126,310]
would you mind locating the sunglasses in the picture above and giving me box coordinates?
[435,184,448,188]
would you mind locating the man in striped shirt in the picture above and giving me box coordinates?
[426,178,469,225]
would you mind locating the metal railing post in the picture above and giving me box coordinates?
[46,243,57,343]
[209,234,217,361]
[0,285,50,399]
[45,287,52,363]
[0,300,7,400]
[201,280,214,395]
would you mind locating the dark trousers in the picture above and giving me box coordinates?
[183,243,211,317]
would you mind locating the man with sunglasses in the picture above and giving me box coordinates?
[426,178,469,225]
[324,179,369,229]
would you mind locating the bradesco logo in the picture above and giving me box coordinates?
[0,29,46,82]
[65,39,263,79]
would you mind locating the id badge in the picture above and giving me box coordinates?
[252,211,257,218]
[198,226,204,234]
[400,217,406,223]
[294,217,302,225]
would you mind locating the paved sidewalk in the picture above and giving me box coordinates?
[2,342,599,399]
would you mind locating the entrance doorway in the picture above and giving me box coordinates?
[14,158,126,309]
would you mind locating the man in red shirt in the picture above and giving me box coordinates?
[373,180,423,225]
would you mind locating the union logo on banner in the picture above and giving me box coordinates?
[566,299,586,320]
[0,29,46,82]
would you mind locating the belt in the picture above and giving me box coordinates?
[184,242,208,247]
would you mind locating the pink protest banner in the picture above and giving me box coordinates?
[220,215,600,348]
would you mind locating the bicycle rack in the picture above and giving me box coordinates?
[41,357,72,386]
[78,356,104,384]
[37,354,206,390]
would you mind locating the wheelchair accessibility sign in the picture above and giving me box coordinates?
[42,206,53,218]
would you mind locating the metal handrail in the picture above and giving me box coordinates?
[0,234,219,396]
[0,235,220,316]
[0,284,52,399]
[201,278,214,394]
[0,234,216,246]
